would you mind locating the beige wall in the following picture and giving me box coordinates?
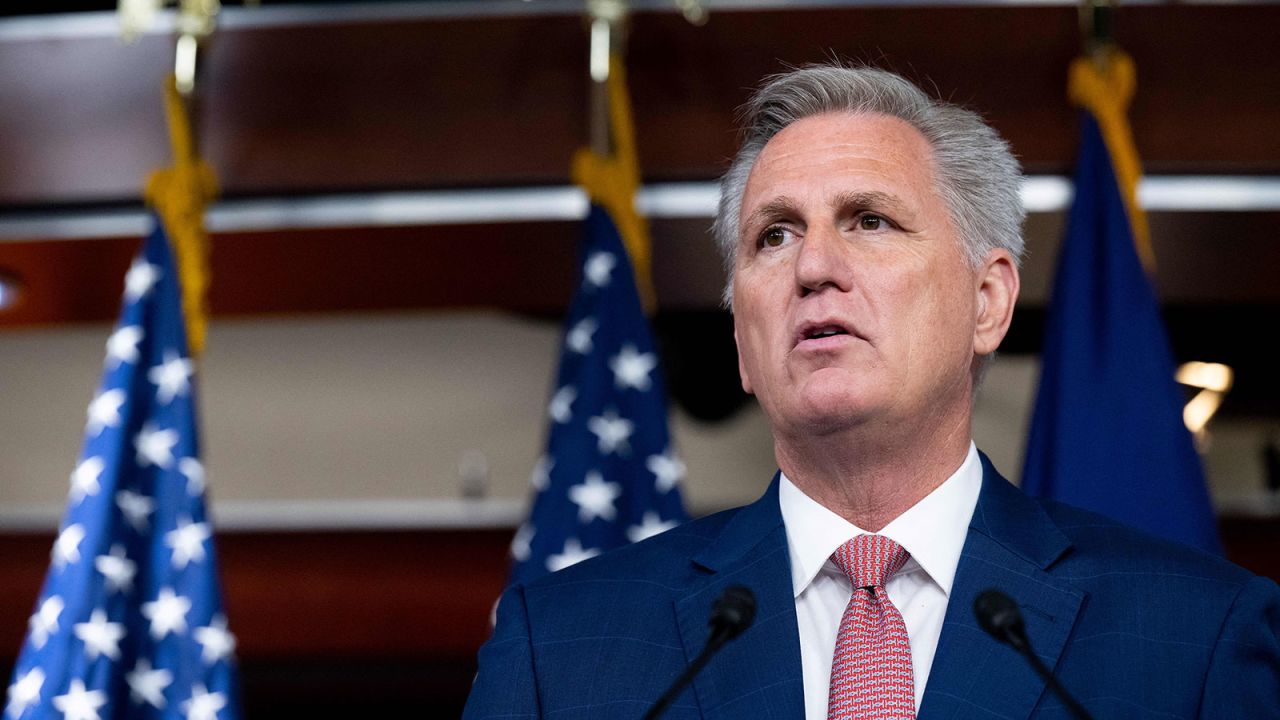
[0,311,1269,528]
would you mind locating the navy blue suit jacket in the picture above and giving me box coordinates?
[464,457,1280,718]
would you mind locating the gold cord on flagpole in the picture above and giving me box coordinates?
[573,0,657,313]
[1073,0,1155,272]
[144,76,218,357]
[121,0,220,355]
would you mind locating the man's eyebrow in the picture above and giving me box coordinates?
[830,190,910,215]
[743,197,801,233]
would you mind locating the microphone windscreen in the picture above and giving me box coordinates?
[974,588,1025,647]
[711,585,757,639]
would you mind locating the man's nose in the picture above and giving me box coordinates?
[794,224,852,295]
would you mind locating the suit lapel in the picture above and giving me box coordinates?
[674,478,805,720]
[919,455,1086,720]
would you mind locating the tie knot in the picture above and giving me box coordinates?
[831,534,909,589]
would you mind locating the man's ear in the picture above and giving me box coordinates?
[973,249,1020,356]
[734,326,754,395]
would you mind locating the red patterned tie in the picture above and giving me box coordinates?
[827,534,915,720]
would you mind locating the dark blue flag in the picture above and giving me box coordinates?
[510,205,689,585]
[1022,61,1221,554]
[6,218,241,720]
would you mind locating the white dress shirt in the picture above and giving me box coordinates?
[779,442,983,720]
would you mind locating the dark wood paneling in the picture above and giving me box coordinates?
[0,237,139,325]
[1,5,1277,206]
[3,520,1278,661]
[0,528,510,716]
[2,519,1276,711]
[0,529,513,661]
[215,530,511,658]
[0,222,581,326]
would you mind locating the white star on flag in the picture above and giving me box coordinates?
[27,596,63,650]
[53,524,86,569]
[583,251,616,289]
[568,471,622,523]
[135,422,179,469]
[116,489,156,532]
[124,257,162,302]
[194,615,237,665]
[52,679,107,720]
[105,325,144,368]
[510,524,535,562]
[126,658,173,709]
[148,351,193,405]
[627,511,679,543]
[588,410,634,455]
[646,449,687,493]
[5,667,44,720]
[165,516,211,570]
[141,587,191,640]
[95,544,137,595]
[85,389,126,436]
[609,344,658,391]
[73,609,126,661]
[529,455,553,491]
[181,683,227,720]
[69,456,105,505]
[546,538,600,572]
[548,386,577,424]
[565,317,598,354]
[179,457,206,496]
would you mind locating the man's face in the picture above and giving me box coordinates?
[732,112,1000,439]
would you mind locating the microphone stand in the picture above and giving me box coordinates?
[974,589,1094,720]
[642,585,756,720]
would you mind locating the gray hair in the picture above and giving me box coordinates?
[713,63,1025,305]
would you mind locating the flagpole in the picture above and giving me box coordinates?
[507,0,692,586]
[586,0,625,157]
[1074,0,1155,273]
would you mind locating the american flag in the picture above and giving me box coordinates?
[5,219,240,720]
[509,205,688,585]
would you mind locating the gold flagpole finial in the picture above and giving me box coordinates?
[587,0,628,156]
[174,0,220,97]
[674,0,708,26]
[117,0,220,96]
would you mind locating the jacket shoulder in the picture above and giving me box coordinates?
[523,505,742,596]
[1034,498,1280,715]
[1038,497,1258,595]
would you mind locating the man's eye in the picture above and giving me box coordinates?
[759,226,793,248]
[859,214,885,231]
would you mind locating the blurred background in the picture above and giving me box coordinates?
[1,0,1277,716]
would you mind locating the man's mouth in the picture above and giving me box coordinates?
[796,322,854,346]
[807,327,847,339]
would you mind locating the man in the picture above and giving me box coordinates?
[464,64,1280,719]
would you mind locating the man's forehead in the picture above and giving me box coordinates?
[748,114,934,184]
[740,114,940,218]
[761,112,932,159]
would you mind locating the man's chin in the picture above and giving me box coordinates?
[787,387,879,437]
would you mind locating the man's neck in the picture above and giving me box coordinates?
[774,413,972,532]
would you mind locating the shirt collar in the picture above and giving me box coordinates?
[778,442,983,599]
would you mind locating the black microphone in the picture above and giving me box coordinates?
[642,585,756,720]
[974,589,1094,720]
